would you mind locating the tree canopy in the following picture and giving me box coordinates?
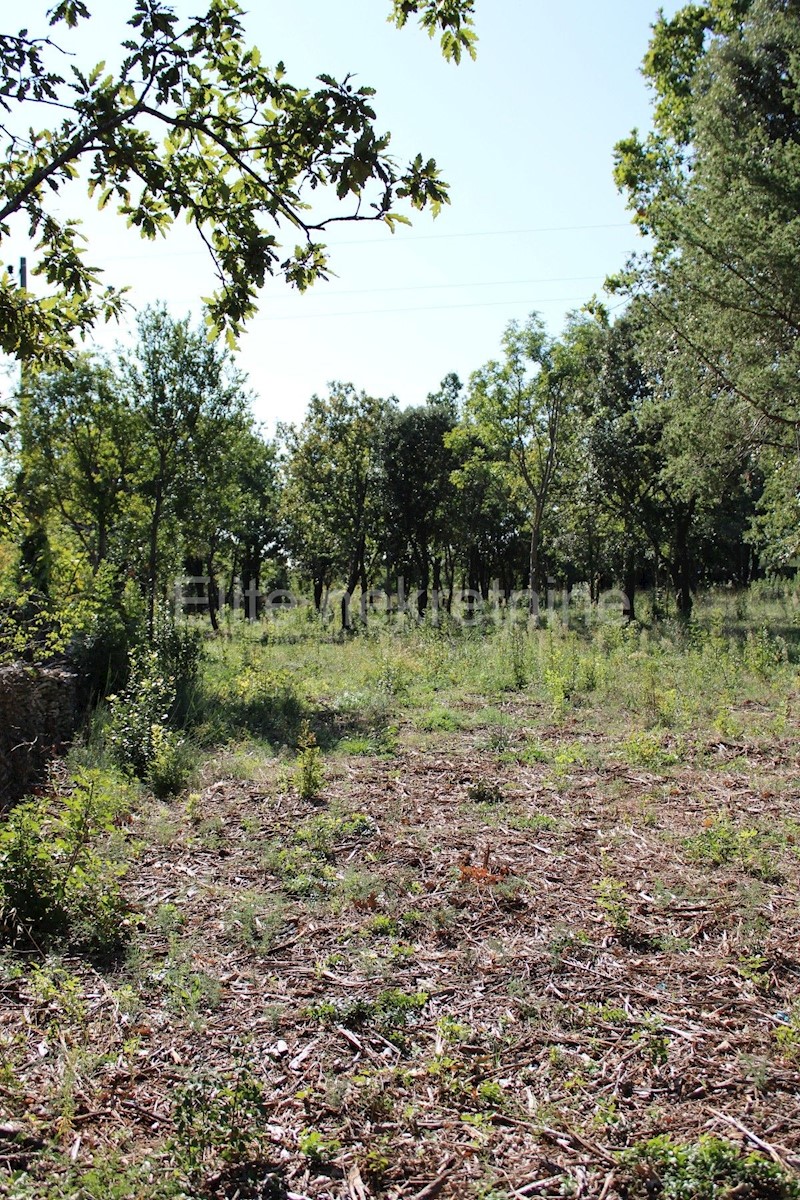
[0,0,476,368]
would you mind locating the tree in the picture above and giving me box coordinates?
[612,0,799,584]
[280,383,393,626]
[177,394,257,631]
[378,380,460,615]
[121,304,248,636]
[18,355,138,574]
[464,314,568,615]
[1,0,475,367]
[228,432,284,612]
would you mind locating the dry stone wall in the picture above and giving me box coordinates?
[0,665,78,808]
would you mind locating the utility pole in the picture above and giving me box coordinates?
[5,256,26,289]
[6,256,29,401]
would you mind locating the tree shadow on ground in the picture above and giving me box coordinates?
[188,684,396,753]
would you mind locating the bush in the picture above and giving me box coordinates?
[152,611,203,714]
[107,646,174,778]
[293,720,324,800]
[147,724,194,798]
[0,768,131,952]
[66,571,144,700]
[171,1062,271,1183]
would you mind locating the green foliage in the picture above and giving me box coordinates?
[223,892,286,953]
[622,730,678,768]
[171,1061,271,1181]
[65,574,144,698]
[0,769,131,951]
[613,0,800,578]
[103,611,200,788]
[618,1135,800,1200]
[107,646,174,779]
[1,3,467,360]
[417,706,461,731]
[298,1128,342,1168]
[263,808,373,896]
[686,817,782,881]
[305,988,428,1038]
[595,875,632,936]
[467,781,505,805]
[146,724,193,799]
[280,383,393,626]
[293,720,324,801]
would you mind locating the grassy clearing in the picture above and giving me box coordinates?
[2,588,800,1198]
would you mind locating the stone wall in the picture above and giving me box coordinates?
[0,665,78,808]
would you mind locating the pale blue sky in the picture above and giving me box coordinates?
[12,1,678,428]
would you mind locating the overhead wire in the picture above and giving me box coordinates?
[94,220,633,261]
[251,294,604,322]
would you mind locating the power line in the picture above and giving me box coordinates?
[292,272,605,298]
[252,294,599,322]
[332,221,632,246]
[95,221,633,262]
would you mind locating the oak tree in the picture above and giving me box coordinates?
[1,0,476,367]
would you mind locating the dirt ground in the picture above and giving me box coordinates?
[4,694,800,1198]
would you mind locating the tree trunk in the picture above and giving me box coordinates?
[341,540,364,630]
[313,576,324,613]
[673,502,695,618]
[622,548,636,622]
[146,473,164,639]
[417,555,430,617]
[528,520,540,621]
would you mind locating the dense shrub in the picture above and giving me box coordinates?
[0,768,132,952]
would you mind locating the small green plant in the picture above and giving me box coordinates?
[744,627,788,678]
[622,730,677,768]
[304,988,427,1038]
[467,780,504,805]
[0,768,130,951]
[29,963,87,1029]
[507,624,528,689]
[547,925,591,967]
[265,808,374,895]
[518,739,550,765]
[774,1006,800,1058]
[171,1061,270,1182]
[156,945,222,1019]
[223,893,286,953]
[736,952,771,990]
[436,1015,473,1044]
[543,666,569,718]
[293,720,324,800]
[509,811,557,832]
[417,706,461,731]
[631,1019,669,1067]
[363,914,398,937]
[147,724,193,797]
[551,742,586,779]
[108,646,175,778]
[295,810,373,855]
[476,1079,506,1109]
[686,817,782,881]
[263,842,334,896]
[595,874,632,936]
[359,1141,392,1184]
[618,1135,800,1199]
[298,1128,342,1169]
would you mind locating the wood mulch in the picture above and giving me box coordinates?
[4,703,800,1197]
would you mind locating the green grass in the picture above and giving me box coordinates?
[5,582,800,1199]
[176,587,800,759]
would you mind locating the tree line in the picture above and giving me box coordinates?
[2,0,799,656]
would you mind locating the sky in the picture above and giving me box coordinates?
[8,1,679,430]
